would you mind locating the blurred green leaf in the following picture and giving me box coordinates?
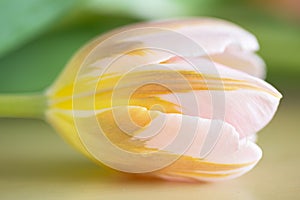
[0,14,137,93]
[0,0,79,58]
[83,0,223,19]
[83,0,190,19]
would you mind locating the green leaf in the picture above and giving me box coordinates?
[0,14,137,93]
[0,0,79,58]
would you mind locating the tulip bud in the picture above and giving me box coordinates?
[45,18,282,182]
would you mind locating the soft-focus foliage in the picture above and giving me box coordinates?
[0,0,79,57]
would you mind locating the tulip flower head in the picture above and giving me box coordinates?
[45,18,282,182]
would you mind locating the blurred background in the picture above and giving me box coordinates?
[0,0,299,199]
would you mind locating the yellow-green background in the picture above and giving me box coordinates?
[0,0,299,199]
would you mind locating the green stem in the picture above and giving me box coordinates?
[0,93,47,119]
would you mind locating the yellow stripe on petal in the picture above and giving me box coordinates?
[152,155,256,181]
[158,155,254,172]
[179,70,281,98]
[125,49,151,56]
[48,67,280,114]
[96,106,159,153]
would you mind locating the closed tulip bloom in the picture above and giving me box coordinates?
[45,18,282,182]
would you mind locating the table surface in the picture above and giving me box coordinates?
[0,99,299,200]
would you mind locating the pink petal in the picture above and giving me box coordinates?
[208,49,266,78]
[146,58,282,138]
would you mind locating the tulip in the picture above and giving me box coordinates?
[0,18,282,182]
